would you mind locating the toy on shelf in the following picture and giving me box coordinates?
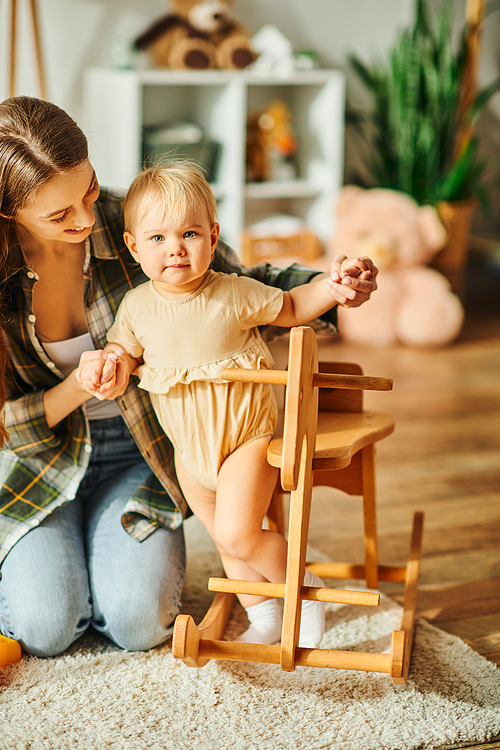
[293,49,320,70]
[330,186,465,347]
[0,635,21,668]
[246,100,298,183]
[142,121,221,182]
[249,25,321,76]
[249,23,296,77]
[172,326,424,684]
[134,0,257,71]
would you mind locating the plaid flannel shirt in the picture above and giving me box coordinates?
[0,188,336,568]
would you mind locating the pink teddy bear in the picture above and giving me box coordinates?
[330,186,464,347]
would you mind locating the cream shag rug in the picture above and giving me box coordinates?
[1,516,500,750]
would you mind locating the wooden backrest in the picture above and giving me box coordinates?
[318,362,363,414]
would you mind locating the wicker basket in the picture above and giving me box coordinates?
[241,228,323,267]
[432,200,476,299]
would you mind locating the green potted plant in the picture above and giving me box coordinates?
[347,0,500,296]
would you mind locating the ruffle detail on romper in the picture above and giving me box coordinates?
[136,340,275,395]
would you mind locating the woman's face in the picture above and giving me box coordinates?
[15,159,100,245]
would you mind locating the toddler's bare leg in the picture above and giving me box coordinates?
[175,445,284,644]
[215,437,286,643]
[215,437,288,593]
[217,438,325,648]
[174,453,271,600]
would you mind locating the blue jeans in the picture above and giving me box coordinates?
[0,417,185,657]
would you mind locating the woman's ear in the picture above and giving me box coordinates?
[211,222,220,254]
[124,231,139,261]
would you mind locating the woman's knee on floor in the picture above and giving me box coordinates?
[1,589,90,657]
[97,585,182,652]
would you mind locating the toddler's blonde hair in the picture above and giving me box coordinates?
[124,162,217,234]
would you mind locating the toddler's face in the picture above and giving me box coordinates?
[124,200,219,299]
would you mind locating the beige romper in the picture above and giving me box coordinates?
[107,271,284,491]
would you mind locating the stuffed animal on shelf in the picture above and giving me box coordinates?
[134,0,257,70]
[246,100,298,182]
[331,186,465,347]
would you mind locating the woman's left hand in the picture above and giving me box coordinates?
[326,254,378,308]
[76,350,130,400]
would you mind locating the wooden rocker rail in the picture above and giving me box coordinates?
[172,326,424,684]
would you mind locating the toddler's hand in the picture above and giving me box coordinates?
[101,352,119,384]
[76,350,106,393]
[75,350,120,398]
[76,348,130,401]
[327,254,378,308]
[97,352,122,399]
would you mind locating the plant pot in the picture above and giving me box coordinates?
[432,200,476,300]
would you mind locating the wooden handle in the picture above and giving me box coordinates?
[221,368,392,392]
[221,368,288,386]
[314,372,392,391]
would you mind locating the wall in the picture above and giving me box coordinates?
[0,0,417,114]
[1,0,498,232]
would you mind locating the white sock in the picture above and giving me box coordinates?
[299,569,326,648]
[236,598,282,644]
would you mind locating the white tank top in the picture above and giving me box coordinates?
[42,332,121,420]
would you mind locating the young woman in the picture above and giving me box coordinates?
[0,96,378,658]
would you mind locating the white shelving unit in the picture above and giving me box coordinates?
[82,68,345,255]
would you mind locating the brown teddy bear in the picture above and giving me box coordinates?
[330,186,465,347]
[134,0,257,70]
[246,100,298,182]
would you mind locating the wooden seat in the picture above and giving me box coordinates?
[172,327,424,684]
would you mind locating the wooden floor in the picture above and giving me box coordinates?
[270,259,500,750]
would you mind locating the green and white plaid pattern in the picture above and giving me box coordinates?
[0,189,336,567]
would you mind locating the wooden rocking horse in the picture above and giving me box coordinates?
[172,326,424,684]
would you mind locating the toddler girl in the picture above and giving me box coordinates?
[77,163,371,647]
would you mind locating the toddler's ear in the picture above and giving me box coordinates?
[124,231,139,260]
[211,222,220,253]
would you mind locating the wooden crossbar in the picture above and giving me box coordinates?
[209,577,380,606]
[306,563,408,584]
[197,640,393,673]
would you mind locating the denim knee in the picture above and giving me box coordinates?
[97,585,181,652]
[0,512,92,657]
[2,589,90,658]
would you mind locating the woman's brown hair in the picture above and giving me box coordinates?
[0,96,89,250]
[0,96,89,444]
